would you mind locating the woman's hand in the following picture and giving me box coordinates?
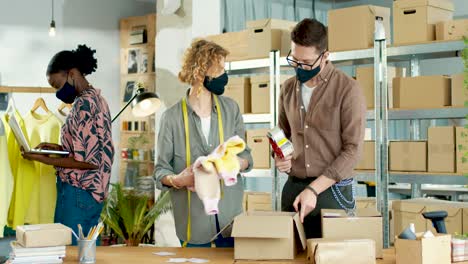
[21,147,46,162]
[36,142,63,151]
[173,166,195,188]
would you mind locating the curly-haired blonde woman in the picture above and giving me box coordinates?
[155,40,253,247]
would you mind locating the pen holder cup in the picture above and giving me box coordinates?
[78,239,96,264]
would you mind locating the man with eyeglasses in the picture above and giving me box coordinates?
[276,18,366,238]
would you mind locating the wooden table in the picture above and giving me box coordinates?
[63,246,466,263]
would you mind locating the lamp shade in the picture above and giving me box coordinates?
[131,91,161,117]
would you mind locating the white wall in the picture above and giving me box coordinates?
[0,0,155,183]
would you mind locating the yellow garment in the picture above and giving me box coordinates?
[23,111,62,224]
[3,111,37,229]
[209,135,246,186]
[0,119,14,238]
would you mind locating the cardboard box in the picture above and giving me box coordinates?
[395,234,451,264]
[356,67,406,109]
[392,200,427,236]
[232,212,307,260]
[436,19,468,41]
[394,0,454,45]
[328,5,391,51]
[321,208,383,258]
[244,192,272,212]
[307,238,376,264]
[451,73,466,107]
[250,75,292,114]
[456,126,468,174]
[224,77,251,114]
[356,141,375,170]
[393,76,451,109]
[16,224,72,248]
[428,126,455,173]
[206,30,249,62]
[389,141,427,172]
[246,19,296,59]
[393,199,468,236]
[246,129,270,169]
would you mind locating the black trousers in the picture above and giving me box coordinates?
[281,176,354,238]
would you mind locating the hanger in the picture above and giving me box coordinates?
[31,97,50,114]
[5,97,16,115]
[57,102,72,116]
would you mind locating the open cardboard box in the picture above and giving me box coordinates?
[321,208,383,258]
[232,211,307,260]
[395,233,451,264]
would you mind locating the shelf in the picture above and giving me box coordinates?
[366,107,468,120]
[242,169,272,178]
[355,170,468,185]
[387,40,464,62]
[0,86,55,94]
[225,58,270,71]
[277,40,464,67]
[242,113,272,124]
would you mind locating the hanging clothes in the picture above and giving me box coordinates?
[0,118,14,238]
[2,111,36,229]
[23,111,62,224]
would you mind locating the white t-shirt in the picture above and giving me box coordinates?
[200,116,211,143]
[301,83,317,111]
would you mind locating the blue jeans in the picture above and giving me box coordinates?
[180,237,234,248]
[54,178,103,245]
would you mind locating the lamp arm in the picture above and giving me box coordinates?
[111,88,144,123]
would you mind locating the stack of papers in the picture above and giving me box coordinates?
[9,241,66,264]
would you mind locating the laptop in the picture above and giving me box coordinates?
[8,114,70,156]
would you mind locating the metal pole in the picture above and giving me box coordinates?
[270,50,281,211]
[374,17,390,248]
[409,57,422,198]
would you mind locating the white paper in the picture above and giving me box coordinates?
[167,258,188,263]
[189,258,209,263]
[154,252,176,256]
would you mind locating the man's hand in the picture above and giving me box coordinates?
[274,154,292,173]
[35,142,63,151]
[293,188,318,223]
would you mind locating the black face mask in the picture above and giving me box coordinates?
[291,52,324,83]
[203,72,228,95]
[56,74,78,104]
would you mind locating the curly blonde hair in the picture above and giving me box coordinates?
[178,39,229,86]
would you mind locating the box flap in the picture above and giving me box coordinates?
[232,213,293,239]
[394,0,454,11]
[293,213,307,250]
[322,208,381,218]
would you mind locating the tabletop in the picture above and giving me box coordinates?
[62,246,408,264]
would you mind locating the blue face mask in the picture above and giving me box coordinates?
[203,72,228,95]
[295,64,321,83]
[56,75,78,104]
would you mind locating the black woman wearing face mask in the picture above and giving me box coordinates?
[22,45,114,245]
[275,19,366,239]
[155,39,253,247]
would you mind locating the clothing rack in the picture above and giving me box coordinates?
[0,86,55,94]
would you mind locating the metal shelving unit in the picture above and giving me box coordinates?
[227,38,466,248]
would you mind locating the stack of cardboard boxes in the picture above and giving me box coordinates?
[242,191,272,212]
[356,126,468,174]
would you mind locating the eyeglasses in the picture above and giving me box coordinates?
[286,50,325,70]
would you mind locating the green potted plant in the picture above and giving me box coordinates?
[101,183,171,246]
